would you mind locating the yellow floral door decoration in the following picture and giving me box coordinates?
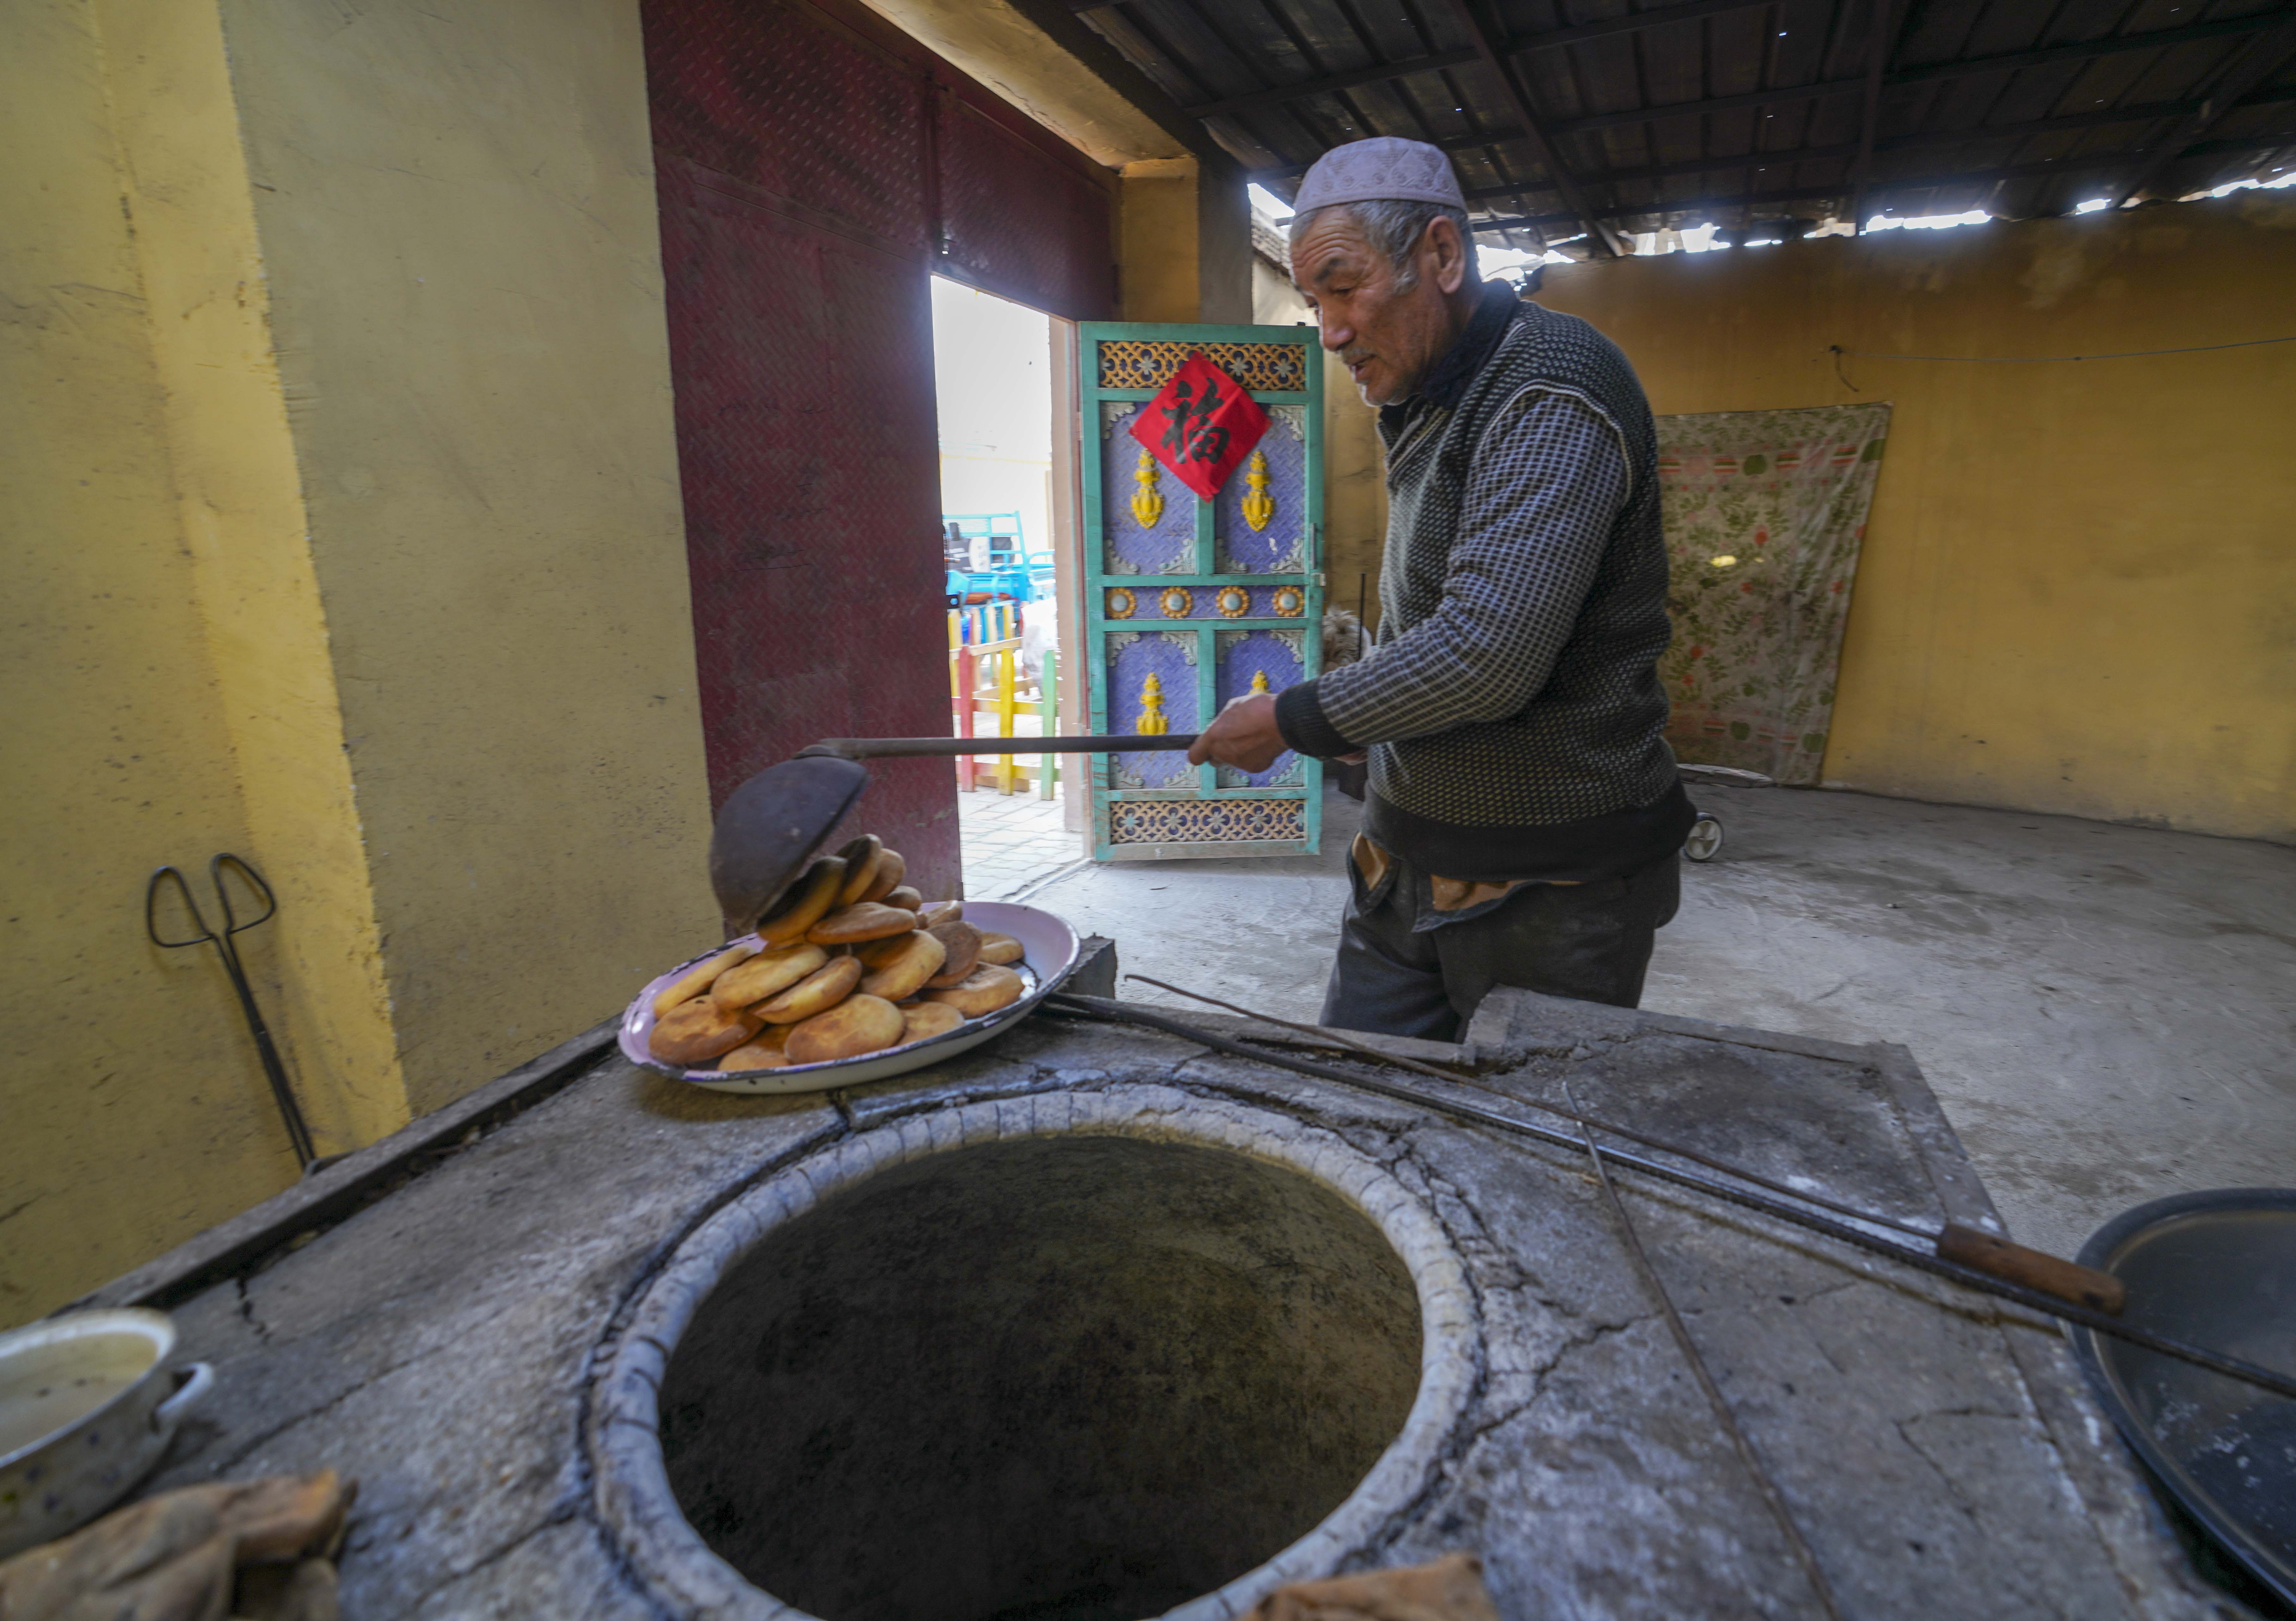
[1130,449,1163,529]
[1136,673,1169,735]
[1240,449,1274,532]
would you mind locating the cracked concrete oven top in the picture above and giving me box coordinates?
[99,963,2237,1621]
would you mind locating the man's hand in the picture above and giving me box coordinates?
[1187,693,1287,772]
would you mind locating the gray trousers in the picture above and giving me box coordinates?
[1319,847,1680,1043]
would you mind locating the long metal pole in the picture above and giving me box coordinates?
[801,733,1198,759]
[1566,1078,1845,1621]
[1125,973,1932,1238]
[1041,993,2296,1402]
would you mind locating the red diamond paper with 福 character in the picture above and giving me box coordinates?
[1128,351,1270,501]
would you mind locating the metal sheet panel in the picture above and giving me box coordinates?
[645,0,1121,901]
[646,0,955,896]
[934,86,1117,322]
[645,0,930,256]
[652,157,957,896]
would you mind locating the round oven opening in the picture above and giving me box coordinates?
[656,1134,1426,1621]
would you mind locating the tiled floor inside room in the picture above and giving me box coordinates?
[956,783,1082,902]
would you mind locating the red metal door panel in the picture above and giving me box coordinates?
[934,87,1114,322]
[654,157,955,895]
[644,0,1119,903]
[645,0,929,255]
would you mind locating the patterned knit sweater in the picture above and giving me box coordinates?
[1276,282,1691,881]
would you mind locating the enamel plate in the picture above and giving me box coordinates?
[618,902,1080,1096]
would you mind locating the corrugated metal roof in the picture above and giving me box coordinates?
[1071,0,2296,254]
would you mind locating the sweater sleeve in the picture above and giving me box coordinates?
[1287,387,1631,752]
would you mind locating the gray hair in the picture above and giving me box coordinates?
[1288,199,1480,291]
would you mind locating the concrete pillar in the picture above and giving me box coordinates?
[2,0,717,1321]
[1119,157,1251,325]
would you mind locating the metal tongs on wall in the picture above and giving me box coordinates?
[146,854,319,1171]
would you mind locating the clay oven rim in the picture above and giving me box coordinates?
[584,1085,1482,1621]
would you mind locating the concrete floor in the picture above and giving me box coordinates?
[996,782,2295,1260]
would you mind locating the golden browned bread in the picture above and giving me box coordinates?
[923,920,982,987]
[920,900,963,927]
[975,931,1024,966]
[649,996,762,1065]
[710,943,828,1010]
[859,848,906,904]
[807,902,919,944]
[922,963,1024,1018]
[786,994,905,1063]
[651,940,760,1019]
[834,835,884,907]
[758,857,846,947]
[753,954,863,1023]
[898,1002,965,1044]
[859,930,946,1001]
[854,930,921,969]
[882,884,923,913]
[717,1036,792,1071]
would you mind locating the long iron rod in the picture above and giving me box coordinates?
[209,931,319,1170]
[1041,993,2296,1402]
[1565,1078,1845,1621]
[1124,973,1932,1239]
[800,734,1197,759]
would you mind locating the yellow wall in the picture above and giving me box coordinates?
[2,0,715,1325]
[211,0,717,1116]
[1,0,312,1322]
[1121,158,1250,325]
[856,0,1191,169]
[1538,198,2296,843]
[98,0,404,1153]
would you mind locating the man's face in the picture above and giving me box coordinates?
[1291,211,1465,407]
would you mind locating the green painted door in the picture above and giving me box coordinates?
[1077,324,1325,860]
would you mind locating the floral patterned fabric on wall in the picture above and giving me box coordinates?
[1656,403,1891,785]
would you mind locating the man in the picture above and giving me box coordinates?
[1188,137,1693,1040]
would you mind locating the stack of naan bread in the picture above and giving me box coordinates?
[647,835,1026,1071]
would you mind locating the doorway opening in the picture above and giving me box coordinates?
[930,277,1081,900]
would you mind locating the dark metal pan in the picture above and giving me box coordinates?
[710,734,1197,931]
[2070,1187,2296,1607]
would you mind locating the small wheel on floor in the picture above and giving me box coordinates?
[1684,814,1724,863]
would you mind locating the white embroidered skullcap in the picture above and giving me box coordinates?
[1292,136,1467,216]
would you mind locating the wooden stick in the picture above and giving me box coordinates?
[1938,1224,2125,1316]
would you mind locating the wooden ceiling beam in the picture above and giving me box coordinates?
[1184,0,1778,121]
[2109,11,2296,204]
[1552,11,2296,137]
[1521,0,1774,53]
[1182,50,1477,117]
[2184,124,2296,157]
[1556,77,1862,135]
[1249,8,2296,183]
[1472,132,2296,233]
[1888,9,2291,85]
[1847,0,1907,232]
[1430,0,1627,255]
[1462,91,2296,198]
